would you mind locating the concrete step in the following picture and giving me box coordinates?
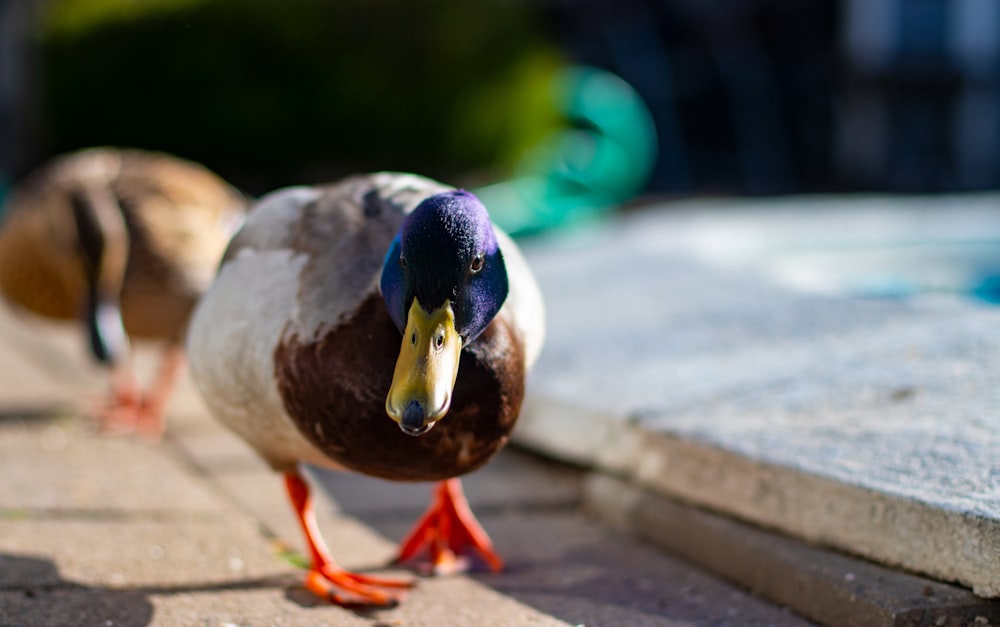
[587,473,1000,627]
[515,198,1000,599]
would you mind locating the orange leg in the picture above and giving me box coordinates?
[134,345,186,439]
[396,479,504,575]
[91,363,143,435]
[91,346,184,440]
[285,470,412,606]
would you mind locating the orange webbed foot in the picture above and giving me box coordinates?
[84,378,142,435]
[87,388,165,440]
[396,479,504,576]
[86,347,184,440]
[130,346,186,440]
[285,470,413,607]
[304,563,411,606]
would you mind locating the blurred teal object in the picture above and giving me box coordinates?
[477,66,658,236]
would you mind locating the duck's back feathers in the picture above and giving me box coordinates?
[188,172,544,477]
[0,147,246,342]
[233,173,452,335]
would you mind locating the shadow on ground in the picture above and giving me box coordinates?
[0,407,75,424]
[0,553,153,626]
[0,552,311,627]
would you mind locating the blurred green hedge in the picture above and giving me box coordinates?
[37,0,563,191]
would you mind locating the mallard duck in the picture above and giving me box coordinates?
[0,147,246,436]
[186,172,545,605]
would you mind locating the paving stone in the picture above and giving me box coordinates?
[0,517,291,589]
[0,302,210,426]
[174,402,808,627]
[0,418,223,513]
[161,413,581,626]
[480,512,812,627]
[145,586,373,627]
[312,447,583,518]
[0,305,100,410]
[366,507,813,627]
[516,203,1000,596]
[164,418,394,566]
[354,577,571,627]
[211,471,402,573]
[0,554,568,627]
[0,524,565,627]
[165,415,270,474]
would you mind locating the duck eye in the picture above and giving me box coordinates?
[399,255,407,268]
[434,332,445,349]
[470,254,485,274]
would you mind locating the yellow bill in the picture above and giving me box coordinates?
[386,298,462,436]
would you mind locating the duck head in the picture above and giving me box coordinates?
[380,190,508,436]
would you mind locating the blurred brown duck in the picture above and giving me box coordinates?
[0,147,247,436]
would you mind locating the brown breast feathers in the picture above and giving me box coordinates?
[273,293,525,482]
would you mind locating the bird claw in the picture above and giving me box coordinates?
[396,533,497,576]
[395,479,504,575]
[415,549,470,577]
[85,392,165,440]
[304,566,411,607]
[85,347,182,440]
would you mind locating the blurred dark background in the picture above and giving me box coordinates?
[3,0,1000,201]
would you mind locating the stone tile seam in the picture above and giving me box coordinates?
[0,507,222,523]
